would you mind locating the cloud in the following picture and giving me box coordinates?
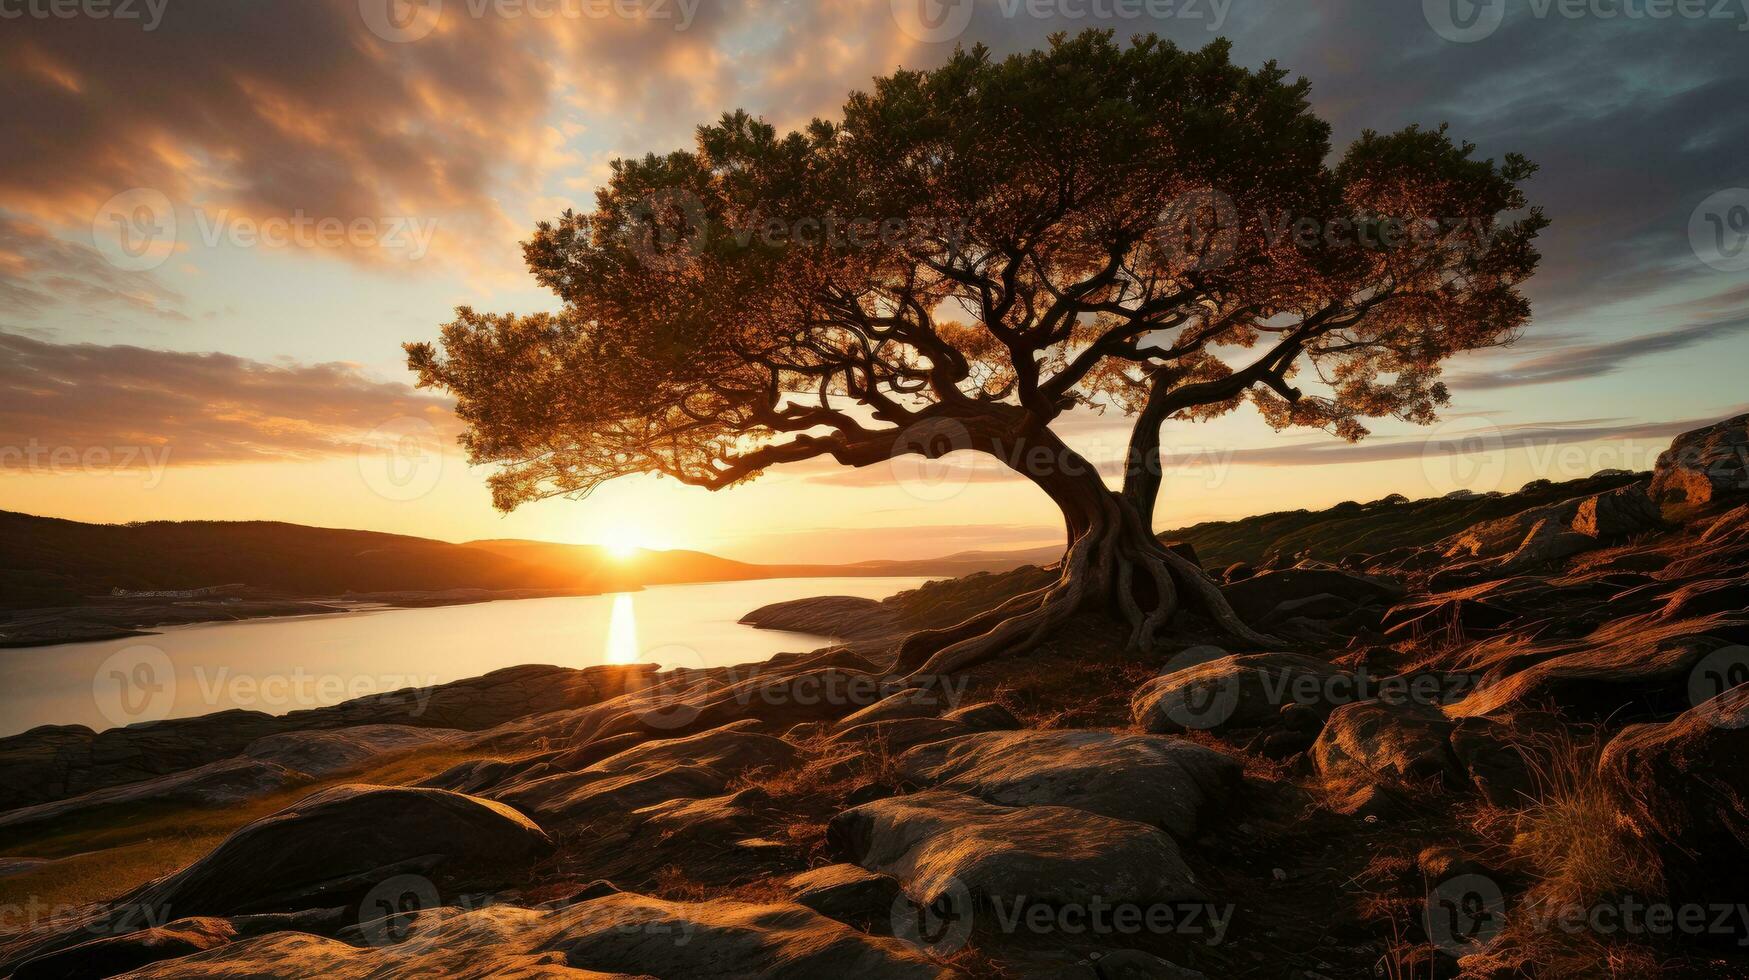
[0,332,457,466]
[1448,315,1749,389]
[0,214,186,321]
[0,0,749,274]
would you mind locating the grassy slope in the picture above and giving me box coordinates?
[1159,472,1647,570]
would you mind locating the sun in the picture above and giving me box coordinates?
[598,523,668,560]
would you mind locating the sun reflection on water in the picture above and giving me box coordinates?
[605,593,640,665]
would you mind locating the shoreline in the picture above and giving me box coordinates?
[0,587,610,650]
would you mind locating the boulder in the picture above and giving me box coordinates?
[1600,685,1749,924]
[832,687,950,732]
[740,595,903,639]
[118,895,951,979]
[1570,483,1661,538]
[1131,653,1350,734]
[1450,632,1731,723]
[1650,412,1749,510]
[635,787,772,842]
[894,729,1240,839]
[828,790,1204,912]
[492,722,798,824]
[243,725,463,777]
[1312,700,1463,789]
[786,863,904,929]
[11,917,238,980]
[0,757,307,833]
[580,720,799,778]
[498,762,732,826]
[129,784,551,917]
[828,718,977,754]
[0,664,655,814]
[1221,569,1403,622]
[0,711,286,813]
[940,701,1021,730]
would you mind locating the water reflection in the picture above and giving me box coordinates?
[605,593,641,665]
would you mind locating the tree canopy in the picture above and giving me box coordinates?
[408,31,1542,521]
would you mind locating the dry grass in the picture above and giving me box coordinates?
[1456,723,1671,978]
[1500,725,1660,905]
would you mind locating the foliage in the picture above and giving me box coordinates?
[408,30,1545,514]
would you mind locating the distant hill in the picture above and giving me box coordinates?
[2,474,1646,611]
[0,511,585,609]
[0,513,990,611]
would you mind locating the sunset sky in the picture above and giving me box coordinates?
[1,0,1745,563]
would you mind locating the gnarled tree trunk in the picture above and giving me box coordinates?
[895,427,1277,680]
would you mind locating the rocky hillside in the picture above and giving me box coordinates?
[0,413,1745,978]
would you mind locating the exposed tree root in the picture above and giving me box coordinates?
[896,490,1282,681]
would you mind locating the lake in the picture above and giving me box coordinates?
[0,577,930,737]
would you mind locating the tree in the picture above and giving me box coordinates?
[407,31,1544,677]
